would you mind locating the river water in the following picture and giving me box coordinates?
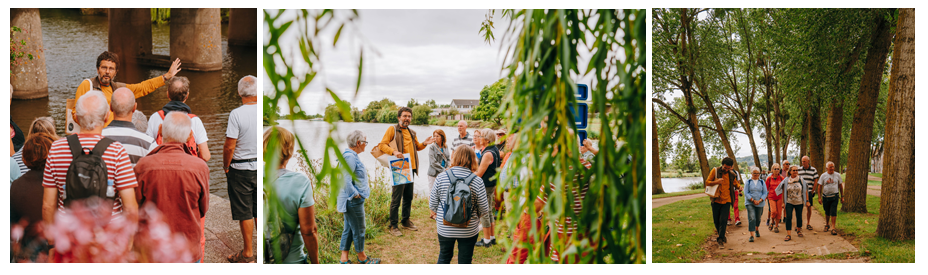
[273,120,475,196]
[10,9,257,198]
[660,174,750,193]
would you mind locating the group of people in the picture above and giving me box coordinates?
[265,106,601,264]
[705,156,845,248]
[10,51,259,263]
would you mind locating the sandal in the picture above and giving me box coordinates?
[806,224,813,230]
[797,229,804,237]
[227,250,256,263]
[358,257,381,264]
[784,235,791,241]
[774,226,779,233]
[769,224,774,231]
[831,228,838,235]
[824,224,830,232]
[340,260,353,264]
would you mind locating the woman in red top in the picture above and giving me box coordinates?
[765,163,785,232]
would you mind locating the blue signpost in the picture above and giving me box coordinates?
[574,84,589,142]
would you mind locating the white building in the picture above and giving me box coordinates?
[450,99,479,113]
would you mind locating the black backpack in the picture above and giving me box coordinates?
[442,170,478,228]
[64,135,116,206]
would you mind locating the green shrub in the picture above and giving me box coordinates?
[436,117,446,126]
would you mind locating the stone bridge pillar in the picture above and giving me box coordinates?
[107,8,153,72]
[11,8,48,99]
[170,8,223,71]
[227,9,257,46]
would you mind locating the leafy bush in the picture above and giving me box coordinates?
[436,117,446,126]
[411,105,431,125]
[376,108,398,124]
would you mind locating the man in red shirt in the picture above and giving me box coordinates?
[134,112,210,262]
[42,91,139,246]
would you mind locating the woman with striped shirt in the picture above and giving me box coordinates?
[428,145,490,264]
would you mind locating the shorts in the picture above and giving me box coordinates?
[480,187,496,227]
[807,191,816,206]
[227,167,258,220]
[822,195,839,217]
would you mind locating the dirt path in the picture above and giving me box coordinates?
[700,198,860,263]
[653,193,705,208]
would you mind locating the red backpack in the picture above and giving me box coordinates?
[155,110,200,157]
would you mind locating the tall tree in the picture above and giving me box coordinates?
[876,8,914,241]
[653,8,712,179]
[843,9,894,213]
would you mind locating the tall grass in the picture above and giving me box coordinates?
[296,157,393,263]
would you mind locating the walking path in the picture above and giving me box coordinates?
[652,193,704,208]
[204,194,257,263]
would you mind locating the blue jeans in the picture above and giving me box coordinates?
[745,204,764,232]
[437,233,479,264]
[340,197,366,253]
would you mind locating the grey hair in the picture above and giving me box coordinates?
[132,110,148,132]
[346,130,366,148]
[457,120,467,127]
[110,87,136,117]
[750,166,760,174]
[162,111,192,143]
[237,75,257,97]
[75,90,109,130]
[479,128,497,144]
[28,116,56,137]
[826,161,835,168]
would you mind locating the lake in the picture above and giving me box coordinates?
[10,9,257,198]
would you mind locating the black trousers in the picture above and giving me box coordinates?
[710,202,731,243]
[389,169,416,227]
[436,233,479,264]
[785,203,804,231]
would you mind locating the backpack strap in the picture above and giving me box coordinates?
[67,134,83,158]
[92,137,116,157]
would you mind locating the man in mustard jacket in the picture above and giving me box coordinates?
[378,107,434,236]
[74,51,182,126]
[705,157,743,249]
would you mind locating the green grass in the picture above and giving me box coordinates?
[652,196,712,263]
[839,173,882,186]
[812,194,914,263]
[653,190,703,199]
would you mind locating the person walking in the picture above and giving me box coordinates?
[744,167,768,243]
[776,165,809,241]
[765,163,785,233]
[376,107,434,236]
[798,156,820,231]
[729,168,744,226]
[427,129,451,193]
[705,157,742,249]
[337,130,380,264]
[428,145,490,264]
[817,161,844,235]
[264,126,319,264]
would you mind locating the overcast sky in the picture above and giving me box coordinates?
[264,9,511,115]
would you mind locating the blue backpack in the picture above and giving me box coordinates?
[442,170,478,228]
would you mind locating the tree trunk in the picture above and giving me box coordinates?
[744,119,761,169]
[685,94,712,180]
[843,11,894,213]
[877,8,914,240]
[809,105,825,175]
[826,100,844,168]
[799,110,809,158]
[652,107,665,195]
[697,93,739,171]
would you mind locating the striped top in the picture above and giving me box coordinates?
[428,167,490,239]
[451,131,475,150]
[797,166,819,192]
[102,120,158,167]
[12,149,28,174]
[42,134,138,216]
[539,159,592,234]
